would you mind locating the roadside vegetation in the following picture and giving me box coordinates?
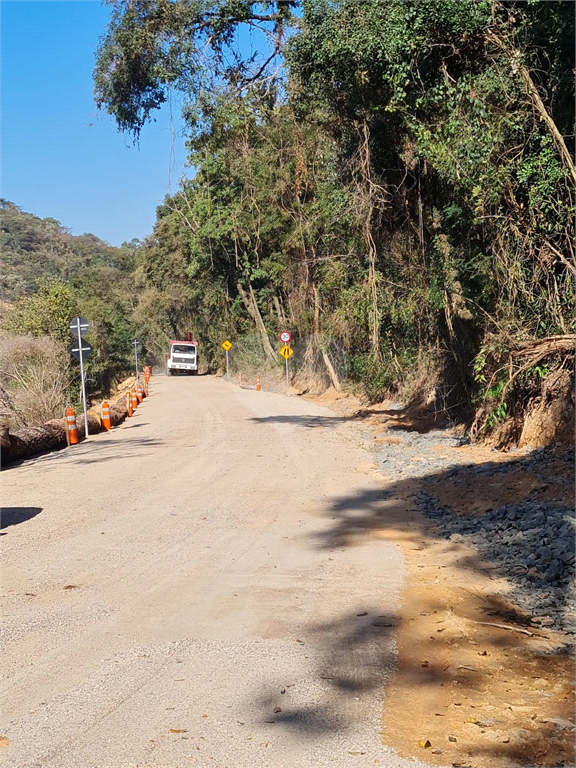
[0,200,139,427]
[1,0,573,445]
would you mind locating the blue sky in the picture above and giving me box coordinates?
[1,0,189,247]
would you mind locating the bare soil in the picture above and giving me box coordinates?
[305,389,575,768]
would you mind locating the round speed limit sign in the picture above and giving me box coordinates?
[279,331,292,344]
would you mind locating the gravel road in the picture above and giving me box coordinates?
[1,375,434,768]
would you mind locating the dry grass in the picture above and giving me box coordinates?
[0,335,71,429]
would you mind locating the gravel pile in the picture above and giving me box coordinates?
[373,426,575,634]
[375,428,471,479]
[417,492,575,633]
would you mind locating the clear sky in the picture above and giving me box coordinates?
[1,0,189,247]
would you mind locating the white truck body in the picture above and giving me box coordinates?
[166,341,198,375]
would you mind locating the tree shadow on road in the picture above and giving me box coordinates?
[1,506,42,529]
[255,611,398,737]
[63,437,165,465]
[312,457,574,624]
[252,451,574,767]
[249,414,353,429]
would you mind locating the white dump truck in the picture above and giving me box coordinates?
[166,339,198,375]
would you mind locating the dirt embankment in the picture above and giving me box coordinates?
[307,389,575,768]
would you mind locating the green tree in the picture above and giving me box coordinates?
[8,281,79,341]
[94,0,298,137]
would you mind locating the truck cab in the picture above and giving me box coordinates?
[166,340,198,375]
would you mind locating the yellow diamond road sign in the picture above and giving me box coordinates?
[279,345,293,359]
[222,340,232,351]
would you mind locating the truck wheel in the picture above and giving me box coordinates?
[167,369,172,376]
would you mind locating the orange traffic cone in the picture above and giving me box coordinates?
[256,376,261,392]
[131,389,138,411]
[127,391,133,417]
[66,407,79,445]
[136,384,143,403]
[101,400,111,430]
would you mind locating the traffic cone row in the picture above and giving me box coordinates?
[66,366,154,446]
[143,366,152,397]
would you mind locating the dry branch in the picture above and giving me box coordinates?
[473,620,536,637]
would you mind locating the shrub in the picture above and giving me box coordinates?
[0,335,71,429]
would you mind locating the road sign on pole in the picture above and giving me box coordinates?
[69,340,93,361]
[222,340,232,379]
[69,316,89,337]
[70,317,91,437]
[279,331,291,344]
[279,345,293,395]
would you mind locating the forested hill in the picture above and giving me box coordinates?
[2,1,574,446]
[0,201,141,404]
[0,200,138,302]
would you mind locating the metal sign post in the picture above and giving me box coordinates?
[69,316,91,437]
[279,333,292,395]
[279,344,293,395]
[132,339,139,384]
[222,340,232,380]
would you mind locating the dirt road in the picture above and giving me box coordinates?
[1,375,434,768]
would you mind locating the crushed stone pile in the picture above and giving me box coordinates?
[375,428,467,479]
[373,428,575,634]
[416,478,575,634]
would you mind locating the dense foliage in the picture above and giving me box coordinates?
[94,0,573,424]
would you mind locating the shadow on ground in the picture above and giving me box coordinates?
[1,506,43,529]
[249,414,359,431]
[253,449,574,768]
[2,436,166,471]
[313,458,574,625]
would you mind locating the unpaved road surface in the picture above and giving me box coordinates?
[1,375,434,768]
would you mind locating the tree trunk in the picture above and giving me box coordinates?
[322,350,341,391]
[356,120,381,359]
[273,295,288,324]
[237,281,276,361]
[365,220,380,358]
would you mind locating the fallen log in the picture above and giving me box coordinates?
[1,393,131,465]
[2,419,69,464]
[511,335,575,357]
